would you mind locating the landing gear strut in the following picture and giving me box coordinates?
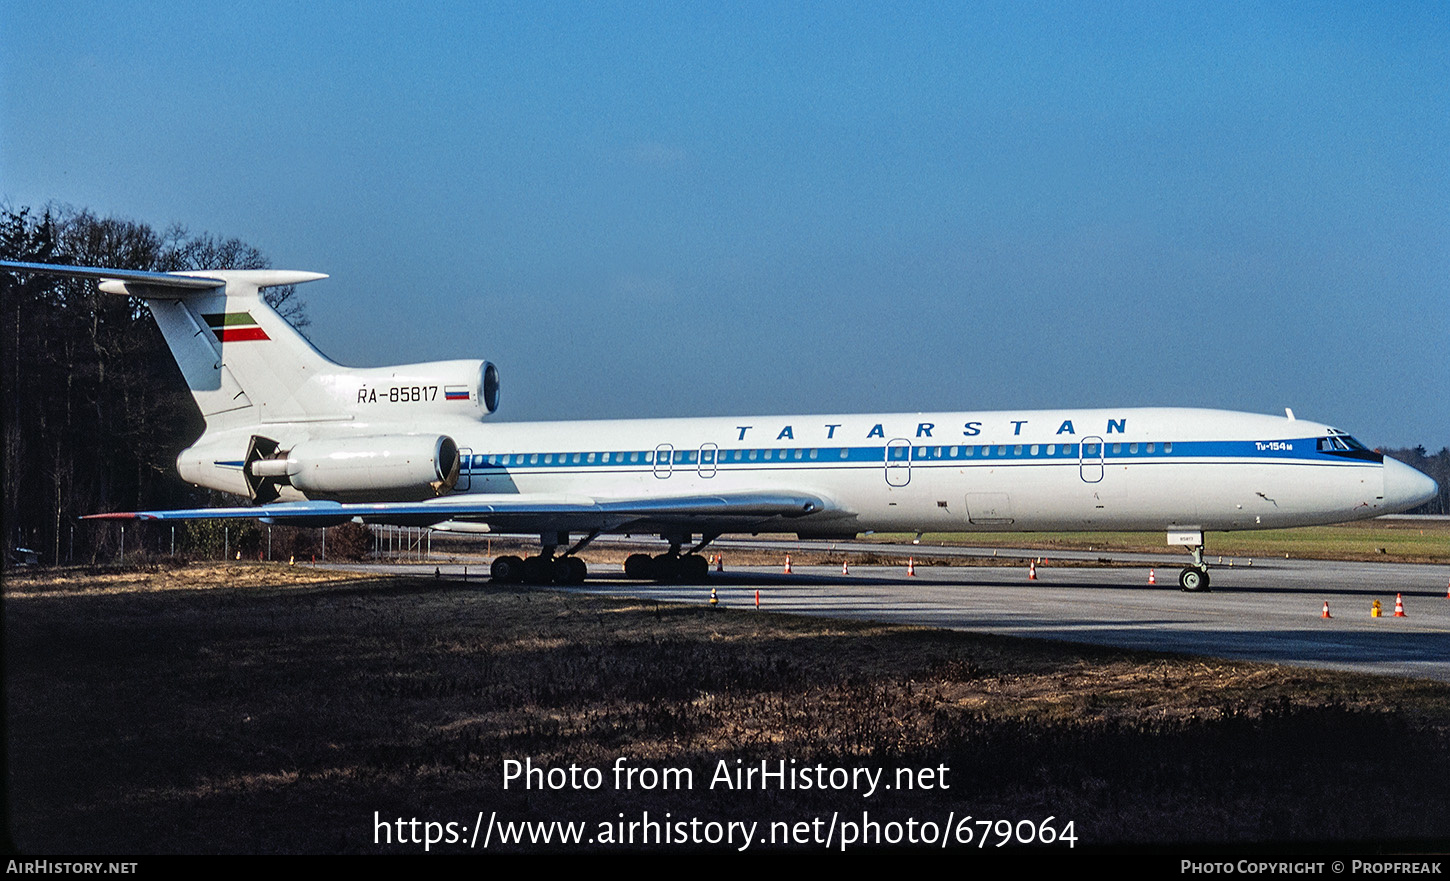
[1178,543,1211,592]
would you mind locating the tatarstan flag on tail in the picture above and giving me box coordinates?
[203,312,270,342]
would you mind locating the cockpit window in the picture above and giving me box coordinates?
[1319,432,1371,453]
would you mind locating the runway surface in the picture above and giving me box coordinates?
[343,552,1450,683]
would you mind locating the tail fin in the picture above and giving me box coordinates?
[100,269,334,428]
[1,261,333,429]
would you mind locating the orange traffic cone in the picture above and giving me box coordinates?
[907,557,916,576]
[784,554,792,574]
[1028,560,1037,580]
[1394,593,1406,617]
[1149,568,1156,585]
[1321,601,1332,619]
[842,559,850,576]
[715,554,723,573]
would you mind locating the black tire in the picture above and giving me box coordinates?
[652,553,683,583]
[523,555,553,585]
[682,554,709,582]
[491,555,525,583]
[624,553,654,579]
[1179,567,1211,592]
[566,556,587,584]
[551,557,575,585]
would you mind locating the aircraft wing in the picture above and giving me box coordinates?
[83,491,834,534]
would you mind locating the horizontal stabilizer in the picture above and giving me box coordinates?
[0,260,224,288]
[0,260,327,294]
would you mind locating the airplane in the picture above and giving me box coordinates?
[1,259,1439,591]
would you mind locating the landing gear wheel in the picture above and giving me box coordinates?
[550,557,574,585]
[1179,567,1211,592]
[651,553,683,583]
[523,555,554,585]
[680,554,709,583]
[625,553,654,580]
[491,555,525,583]
[552,556,587,585]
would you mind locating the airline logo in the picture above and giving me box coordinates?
[203,312,270,342]
[445,385,470,401]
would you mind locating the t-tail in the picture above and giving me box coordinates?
[0,261,499,503]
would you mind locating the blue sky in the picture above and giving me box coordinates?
[3,2,1446,446]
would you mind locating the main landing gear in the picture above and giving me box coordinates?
[488,531,719,585]
[489,552,587,585]
[624,552,710,583]
[490,531,594,585]
[624,532,718,584]
[1178,543,1211,592]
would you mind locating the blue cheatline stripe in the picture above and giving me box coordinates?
[457,438,1374,474]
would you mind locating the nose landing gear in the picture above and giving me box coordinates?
[1178,542,1211,592]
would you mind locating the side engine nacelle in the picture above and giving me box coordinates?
[249,434,461,502]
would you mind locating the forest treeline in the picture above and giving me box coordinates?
[1,203,1446,565]
[1,204,318,563]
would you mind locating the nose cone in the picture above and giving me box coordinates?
[1383,457,1439,513]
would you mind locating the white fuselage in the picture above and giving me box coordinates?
[193,406,1402,535]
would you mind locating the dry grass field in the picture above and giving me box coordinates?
[5,561,1449,854]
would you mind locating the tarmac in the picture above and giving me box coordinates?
[337,536,1450,682]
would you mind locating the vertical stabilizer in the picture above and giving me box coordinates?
[108,270,336,428]
[0,262,333,431]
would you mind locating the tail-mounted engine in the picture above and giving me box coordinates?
[245,434,461,502]
[345,360,500,417]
